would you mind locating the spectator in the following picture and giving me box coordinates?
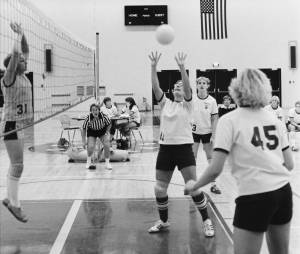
[264,96,283,121]
[101,97,118,138]
[218,95,236,118]
[287,100,300,151]
[119,97,141,139]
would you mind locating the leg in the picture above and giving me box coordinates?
[233,227,264,254]
[100,134,112,169]
[181,165,214,237]
[148,169,174,233]
[288,125,297,151]
[203,141,221,194]
[86,136,96,169]
[192,142,200,161]
[4,138,28,222]
[124,121,138,138]
[266,223,291,254]
[4,139,24,207]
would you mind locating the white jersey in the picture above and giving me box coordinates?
[1,74,33,122]
[101,105,118,118]
[192,95,218,134]
[214,108,290,197]
[264,105,283,120]
[158,94,194,145]
[122,105,141,124]
[288,108,300,124]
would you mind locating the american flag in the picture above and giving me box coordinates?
[200,0,227,40]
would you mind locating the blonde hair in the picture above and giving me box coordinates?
[270,95,280,104]
[196,76,210,85]
[229,69,272,109]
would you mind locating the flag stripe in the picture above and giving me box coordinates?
[201,14,204,39]
[216,0,219,39]
[220,0,223,39]
[200,0,227,40]
[224,0,227,38]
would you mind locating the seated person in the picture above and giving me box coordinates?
[100,97,118,137]
[119,97,141,139]
[218,95,236,117]
[264,95,284,121]
[101,97,118,118]
[287,100,300,151]
[82,103,112,170]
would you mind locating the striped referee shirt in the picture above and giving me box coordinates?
[82,112,111,131]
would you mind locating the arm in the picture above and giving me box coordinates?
[282,148,294,171]
[149,52,163,102]
[210,100,219,141]
[3,23,24,86]
[82,128,87,149]
[175,52,191,100]
[211,114,219,141]
[186,151,227,192]
[21,32,29,60]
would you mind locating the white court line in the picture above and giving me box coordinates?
[49,171,94,254]
[208,202,233,245]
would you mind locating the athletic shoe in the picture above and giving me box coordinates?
[210,185,222,194]
[203,219,215,237]
[148,220,170,233]
[86,162,96,170]
[2,198,9,207]
[89,164,96,170]
[3,199,28,223]
[105,162,112,170]
[86,161,91,169]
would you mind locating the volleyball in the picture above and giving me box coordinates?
[155,24,175,45]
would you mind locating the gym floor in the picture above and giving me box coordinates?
[1,98,299,254]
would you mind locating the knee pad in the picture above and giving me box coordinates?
[9,163,24,179]
[154,181,168,197]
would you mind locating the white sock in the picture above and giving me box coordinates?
[87,156,92,164]
[7,177,20,207]
[105,158,110,164]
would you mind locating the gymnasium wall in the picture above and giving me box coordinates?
[0,0,95,122]
[90,0,299,108]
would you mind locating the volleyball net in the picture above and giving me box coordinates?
[0,0,95,138]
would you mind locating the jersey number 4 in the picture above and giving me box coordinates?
[251,125,279,150]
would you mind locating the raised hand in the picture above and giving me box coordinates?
[10,22,23,35]
[148,51,162,67]
[175,52,187,67]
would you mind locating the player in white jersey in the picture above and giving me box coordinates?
[147,52,214,237]
[287,100,300,151]
[185,69,294,254]
[264,96,284,121]
[1,23,31,223]
[192,77,221,194]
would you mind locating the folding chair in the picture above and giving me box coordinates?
[58,114,81,146]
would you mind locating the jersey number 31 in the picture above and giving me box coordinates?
[251,125,279,150]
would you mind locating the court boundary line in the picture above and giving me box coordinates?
[49,171,95,254]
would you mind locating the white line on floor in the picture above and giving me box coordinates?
[49,171,95,254]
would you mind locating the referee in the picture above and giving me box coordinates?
[82,103,112,170]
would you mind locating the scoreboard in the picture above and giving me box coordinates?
[124,5,168,26]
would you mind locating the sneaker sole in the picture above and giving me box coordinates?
[5,204,28,223]
[148,224,170,233]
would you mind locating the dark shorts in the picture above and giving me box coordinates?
[156,144,196,171]
[233,183,293,232]
[87,127,107,138]
[192,133,212,144]
[3,121,18,140]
